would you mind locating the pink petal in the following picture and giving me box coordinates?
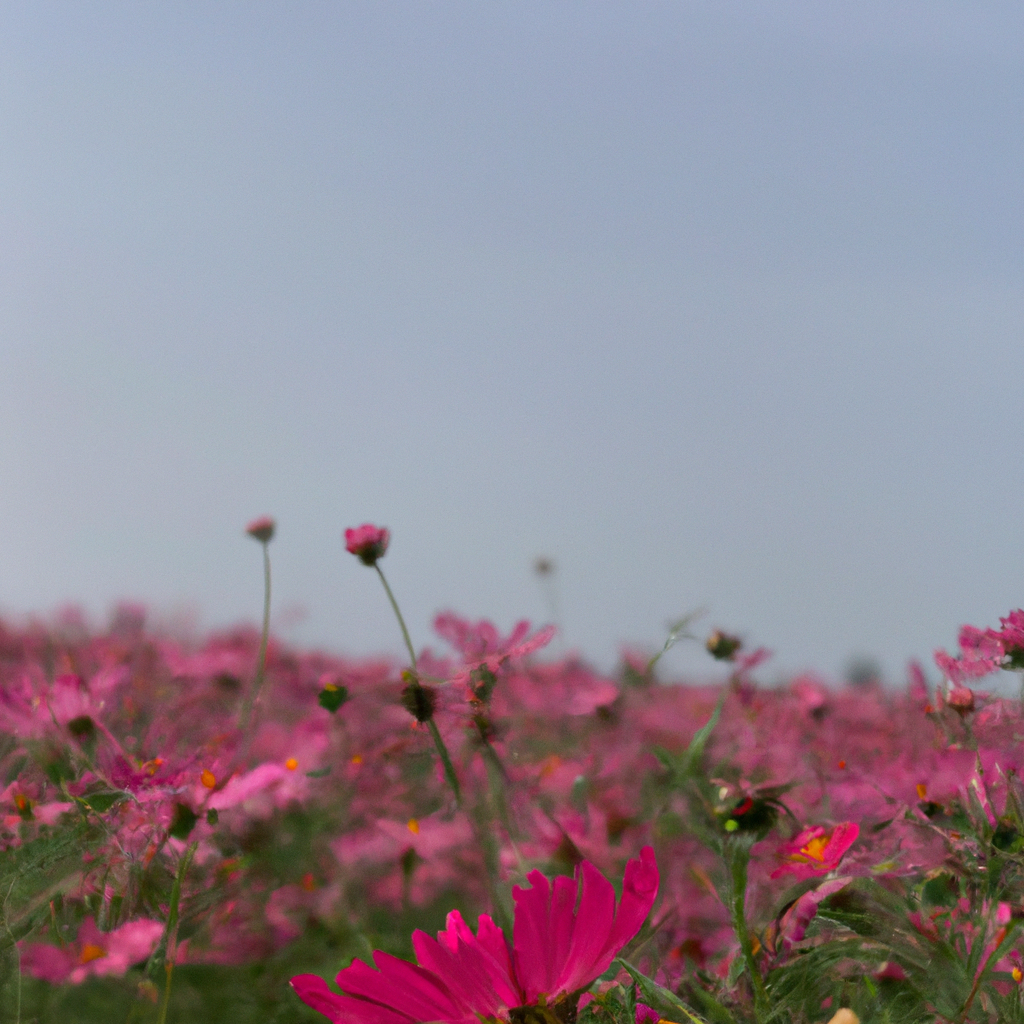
[412,930,507,1018]
[547,873,579,992]
[599,846,659,963]
[475,914,522,1005]
[337,956,460,1023]
[552,861,616,995]
[291,975,413,1024]
[512,870,553,1002]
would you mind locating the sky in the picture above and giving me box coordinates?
[1,1,1022,686]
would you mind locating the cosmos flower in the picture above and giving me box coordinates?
[292,847,658,1024]
[771,823,859,880]
[20,918,165,985]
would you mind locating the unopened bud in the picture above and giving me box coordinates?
[401,680,437,722]
[947,686,975,715]
[706,630,742,661]
[245,516,276,543]
[344,524,390,566]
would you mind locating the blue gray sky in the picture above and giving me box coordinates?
[1,2,1022,684]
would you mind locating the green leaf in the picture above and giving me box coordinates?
[80,789,127,813]
[0,821,103,935]
[614,959,714,1024]
[168,803,199,840]
[681,692,727,778]
[305,766,331,779]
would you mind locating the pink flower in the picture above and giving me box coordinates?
[934,624,1004,684]
[292,847,658,1023]
[946,685,976,715]
[775,877,852,952]
[771,822,859,880]
[635,1004,661,1024]
[20,918,165,985]
[432,613,556,694]
[344,524,391,566]
[987,609,1024,665]
[245,516,276,543]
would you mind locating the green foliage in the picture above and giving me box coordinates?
[0,821,104,939]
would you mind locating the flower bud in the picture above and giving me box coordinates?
[401,679,437,722]
[706,630,742,661]
[947,686,975,715]
[344,524,390,566]
[245,516,276,543]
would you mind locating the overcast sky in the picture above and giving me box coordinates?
[1,2,1022,685]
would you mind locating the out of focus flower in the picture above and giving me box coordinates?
[935,624,1004,684]
[344,524,390,566]
[946,685,976,715]
[20,918,165,985]
[823,1011,858,1024]
[635,1004,661,1024]
[771,822,859,880]
[292,847,658,1024]
[246,516,276,543]
[775,877,851,952]
[987,609,1024,669]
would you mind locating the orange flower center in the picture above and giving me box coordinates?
[798,835,829,862]
[79,943,107,964]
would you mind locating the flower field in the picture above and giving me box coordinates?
[2,524,1024,1024]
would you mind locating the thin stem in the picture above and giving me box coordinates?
[156,841,197,1024]
[240,542,272,732]
[375,565,462,805]
[0,890,20,1024]
[729,845,769,1023]
[375,565,418,668]
[427,719,462,804]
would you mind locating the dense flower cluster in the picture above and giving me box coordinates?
[2,584,1024,1023]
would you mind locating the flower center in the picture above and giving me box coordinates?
[798,835,829,862]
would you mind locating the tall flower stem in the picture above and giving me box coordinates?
[154,841,197,1024]
[374,565,461,805]
[728,843,769,1023]
[240,540,272,733]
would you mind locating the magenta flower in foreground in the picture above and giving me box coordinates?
[292,847,658,1024]
[344,524,391,566]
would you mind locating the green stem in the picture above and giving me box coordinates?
[729,845,769,1022]
[375,565,417,668]
[376,565,461,805]
[427,719,462,805]
[0,903,20,1024]
[240,542,272,732]
[155,841,197,1024]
